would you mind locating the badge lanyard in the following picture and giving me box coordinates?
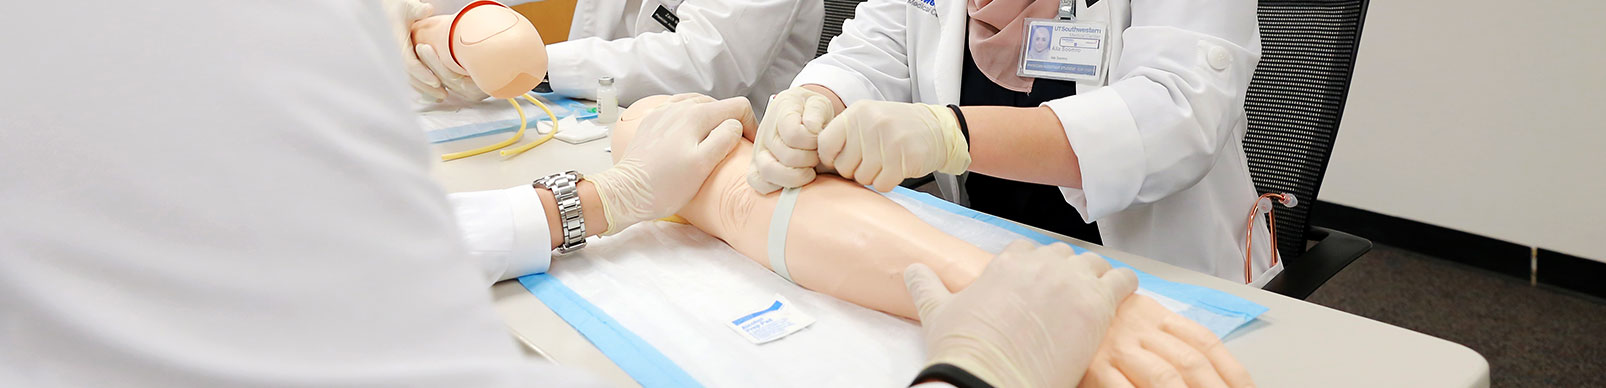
[1017,0,1109,83]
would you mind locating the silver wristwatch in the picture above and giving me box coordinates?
[533,171,587,253]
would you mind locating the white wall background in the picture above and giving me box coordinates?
[1319,1,1606,262]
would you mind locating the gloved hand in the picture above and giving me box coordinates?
[588,95,755,234]
[413,42,492,105]
[381,0,447,102]
[1079,295,1255,388]
[747,86,839,193]
[906,240,1138,388]
[818,101,970,192]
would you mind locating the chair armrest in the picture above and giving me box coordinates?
[1263,226,1374,299]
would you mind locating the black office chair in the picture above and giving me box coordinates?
[816,0,866,58]
[1247,0,1374,299]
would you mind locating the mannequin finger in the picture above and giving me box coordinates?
[1140,333,1230,388]
[1162,316,1253,388]
[745,170,783,194]
[902,263,953,321]
[695,119,744,165]
[1111,347,1189,388]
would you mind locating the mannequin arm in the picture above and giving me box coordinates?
[612,95,1253,386]
[613,96,988,319]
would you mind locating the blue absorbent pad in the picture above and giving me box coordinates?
[518,274,703,388]
[424,92,598,144]
[518,186,1268,386]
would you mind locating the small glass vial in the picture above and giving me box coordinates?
[597,76,619,124]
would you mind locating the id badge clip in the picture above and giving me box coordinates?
[1018,0,1108,83]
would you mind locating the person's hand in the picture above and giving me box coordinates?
[413,40,492,105]
[905,240,1138,388]
[817,101,970,192]
[588,95,755,234]
[747,86,838,193]
[381,0,448,102]
[1079,295,1255,388]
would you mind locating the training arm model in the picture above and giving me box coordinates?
[613,96,1252,388]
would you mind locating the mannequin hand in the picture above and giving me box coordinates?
[906,241,1138,388]
[589,95,755,234]
[1079,295,1254,388]
[747,87,838,193]
[818,101,970,192]
[414,42,492,105]
[381,0,446,101]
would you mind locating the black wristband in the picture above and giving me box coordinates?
[946,104,970,149]
[911,363,994,388]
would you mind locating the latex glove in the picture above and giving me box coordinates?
[747,87,838,193]
[380,0,447,101]
[1079,295,1254,388]
[414,42,492,105]
[818,100,970,192]
[906,240,1139,388]
[588,96,755,235]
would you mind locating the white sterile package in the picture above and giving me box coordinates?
[531,188,1266,387]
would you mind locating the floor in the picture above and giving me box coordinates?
[1306,244,1606,387]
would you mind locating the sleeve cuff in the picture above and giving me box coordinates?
[790,62,882,107]
[1041,87,1146,222]
[543,40,599,100]
[502,185,553,280]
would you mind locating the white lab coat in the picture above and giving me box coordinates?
[796,0,1282,284]
[440,0,822,113]
[0,1,597,386]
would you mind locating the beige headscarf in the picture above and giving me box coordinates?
[967,0,1060,92]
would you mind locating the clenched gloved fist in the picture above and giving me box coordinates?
[588,96,755,234]
[905,240,1138,388]
[818,100,970,192]
[747,86,838,193]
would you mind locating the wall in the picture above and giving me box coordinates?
[1319,1,1606,261]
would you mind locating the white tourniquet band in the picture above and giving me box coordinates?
[766,188,802,282]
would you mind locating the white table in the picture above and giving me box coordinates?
[430,130,1489,388]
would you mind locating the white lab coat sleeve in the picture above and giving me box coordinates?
[544,0,810,104]
[1042,0,1260,221]
[789,0,913,105]
[448,184,555,284]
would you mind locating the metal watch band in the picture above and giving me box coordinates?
[533,171,587,253]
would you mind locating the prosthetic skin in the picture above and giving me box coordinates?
[410,1,547,99]
[614,96,1253,387]
[614,95,990,319]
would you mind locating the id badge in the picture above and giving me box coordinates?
[1018,18,1109,83]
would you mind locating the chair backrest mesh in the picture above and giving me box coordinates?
[817,0,867,58]
[1244,0,1369,257]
